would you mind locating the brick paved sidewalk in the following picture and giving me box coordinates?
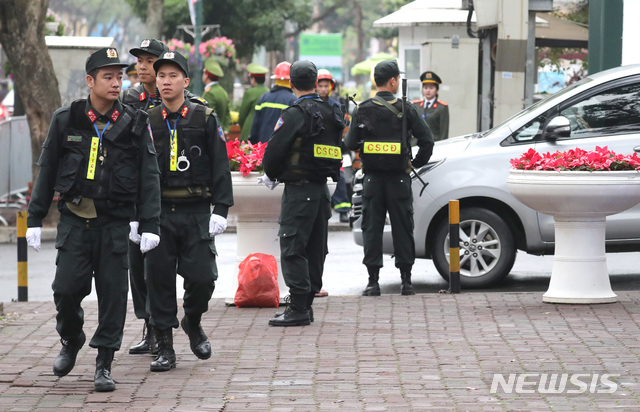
[1,293,640,411]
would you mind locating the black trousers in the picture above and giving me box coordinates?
[278,182,331,295]
[53,216,129,350]
[361,172,415,271]
[128,240,148,322]
[145,203,216,331]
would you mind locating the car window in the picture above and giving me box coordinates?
[559,82,640,139]
[511,117,545,142]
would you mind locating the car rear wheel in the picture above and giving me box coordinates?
[431,207,516,288]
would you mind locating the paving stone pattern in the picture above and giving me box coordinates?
[1,293,640,411]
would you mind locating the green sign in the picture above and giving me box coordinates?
[299,33,342,56]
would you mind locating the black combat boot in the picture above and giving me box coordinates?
[400,269,415,295]
[94,347,116,392]
[129,321,158,355]
[181,315,211,360]
[150,328,176,372]
[268,293,310,326]
[273,294,314,322]
[53,331,86,377]
[362,267,381,296]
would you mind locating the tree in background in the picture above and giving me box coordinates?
[0,0,61,180]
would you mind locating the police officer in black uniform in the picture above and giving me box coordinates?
[344,60,434,296]
[123,38,208,357]
[25,48,161,391]
[261,60,344,326]
[144,51,233,371]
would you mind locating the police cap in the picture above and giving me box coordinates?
[129,38,165,58]
[247,62,268,78]
[204,59,224,78]
[126,63,137,75]
[420,71,442,85]
[373,59,402,83]
[290,60,317,83]
[153,51,190,77]
[85,47,128,74]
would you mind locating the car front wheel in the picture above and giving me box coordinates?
[431,207,516,288]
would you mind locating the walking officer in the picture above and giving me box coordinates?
[25,47,161,391]
[124,38,207,357]
[144,51,233,371]
[344,60,434,296]
[260,60,344,326]
[202,58,231,134]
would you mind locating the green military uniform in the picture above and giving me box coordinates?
[202,59,231,132]
[263,61,344,327]
[412,98,449,141]
[26,48,161,390]
[344,60,434,296]
[238,63,269,141]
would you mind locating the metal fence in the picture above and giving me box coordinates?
[0,116,32,210]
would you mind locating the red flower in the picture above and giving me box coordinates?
[226,138,268,177]
[511,146,640,171]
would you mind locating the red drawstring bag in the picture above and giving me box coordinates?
[234,253,279,308]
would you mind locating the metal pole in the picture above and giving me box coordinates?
[191,0,204,95]
[16,211,28,301]
[448,200,460,294]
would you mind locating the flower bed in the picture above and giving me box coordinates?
[510,146,640,171]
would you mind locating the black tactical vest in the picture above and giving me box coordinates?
[278,97,344,182]
[54,100,140,203]
[149,104,213,189]
[357,97,410,173]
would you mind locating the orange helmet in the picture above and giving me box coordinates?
[270,61,291,80]
[317,69,335,90]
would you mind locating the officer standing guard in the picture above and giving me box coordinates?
[412,71,449,141]
[202,58,231,134]
[124,38,208,357]
[25,48,161,391]
[144,51,233,371]
[345,60,434,296]
[260,60,344,326]
[249,61,296,144]
[238,63,269,141]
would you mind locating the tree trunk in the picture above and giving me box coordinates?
[353,0,365,87]
[0,0,61,181]
[146,0,164,39]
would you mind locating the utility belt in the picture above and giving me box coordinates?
[161,186,211,198]
[59,211,128,229]
[161,200,211,214]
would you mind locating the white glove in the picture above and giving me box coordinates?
[26,227,42,252]
[209,214,227,237]
[140,232,160,253]
[257,175,279,190]
[129,221,141,244]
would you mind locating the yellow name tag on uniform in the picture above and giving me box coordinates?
[86,137,100,180]
[313,144,342,160]
[362,142,401,154]
[169,131,178,171]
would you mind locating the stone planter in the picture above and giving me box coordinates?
[507,170,640,304]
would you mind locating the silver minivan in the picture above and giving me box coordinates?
[351,64,640,288]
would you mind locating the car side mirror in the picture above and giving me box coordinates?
[544,116,571,141]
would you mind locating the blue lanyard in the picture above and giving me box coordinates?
[93,121,111,150]
[165,117,179,148]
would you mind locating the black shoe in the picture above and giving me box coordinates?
[94,348,115,392]
[400,270,416,295]
[181,316,211,360]
[150,328,176,372]
[129,322,156,355]
[362,283,381,296]
[53,332,86,377]
[339,212,349,223]
[275,304,314,322]
[269,305,310,326]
